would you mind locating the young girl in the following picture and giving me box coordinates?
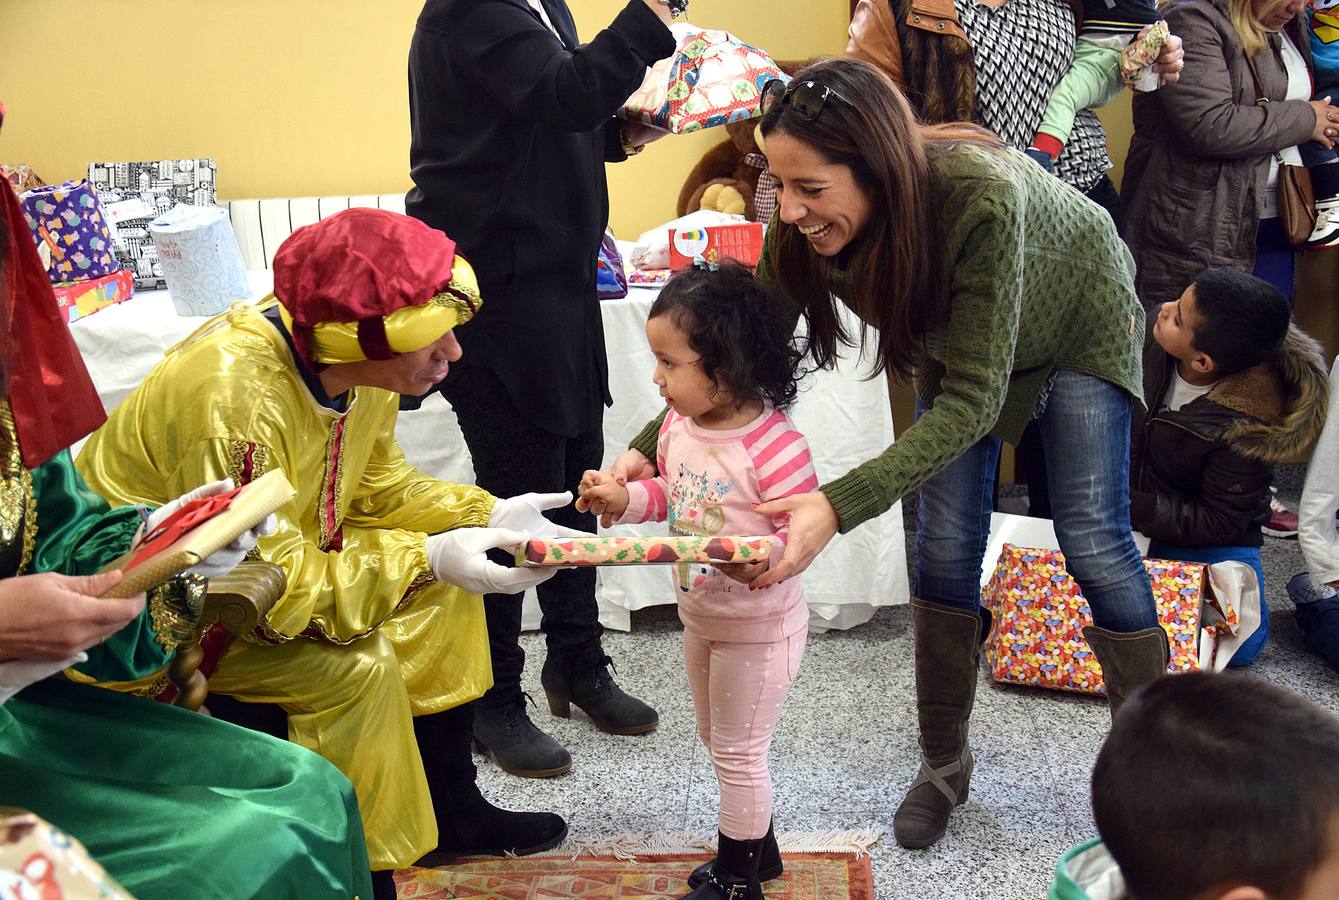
[579,262,816,900]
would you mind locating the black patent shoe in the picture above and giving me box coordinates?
[472,695,572,778]
[688,821,782,888]
[680,865,764,899]
[417,785,567,865]
[541,654,659,735]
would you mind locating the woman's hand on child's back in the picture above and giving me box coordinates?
[576,469,632,527]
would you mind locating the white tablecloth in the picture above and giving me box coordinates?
[70,272,908,631]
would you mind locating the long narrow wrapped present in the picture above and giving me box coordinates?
[619,25,786,134]
[517,534,774,566]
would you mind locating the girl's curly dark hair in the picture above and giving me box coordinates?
[649,261,808,410]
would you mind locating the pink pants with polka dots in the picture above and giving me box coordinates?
[683,628,808,840]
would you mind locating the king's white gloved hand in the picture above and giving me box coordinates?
[425,527,557,595]
[488,492,595,540]
[141,479,279,580]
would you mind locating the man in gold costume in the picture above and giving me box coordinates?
[77,209,574,890]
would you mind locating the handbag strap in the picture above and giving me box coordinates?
[1243,42,1290,166]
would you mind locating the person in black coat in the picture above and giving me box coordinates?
[407,0,677,777]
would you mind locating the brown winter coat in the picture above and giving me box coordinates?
[1122,0,1316,308]
[1130,323,1329,548]
[846,0,1085,123]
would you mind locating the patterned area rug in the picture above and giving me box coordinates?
[394,831,879,899]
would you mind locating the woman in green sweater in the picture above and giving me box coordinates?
[607,57,1170,854]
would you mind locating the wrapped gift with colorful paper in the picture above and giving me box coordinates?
[0,810,135,900]
[19,179,120,285]
[1,163,44,196]
[148,203,250,316]
[981,543,1208,696]
[619,24,787,134]
[51,269,134,324]
[518,534,774,566]
[1120,20,1170,91]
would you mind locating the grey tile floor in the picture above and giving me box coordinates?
[471,466,1339,899]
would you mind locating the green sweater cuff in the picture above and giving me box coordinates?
[629,409,667,468]
[822,469,887,534]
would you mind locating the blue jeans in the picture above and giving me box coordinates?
[916,370,1159,633]
[1146,540,1269,667]
[1252,218,1294,302]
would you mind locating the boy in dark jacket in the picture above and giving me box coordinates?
[1130,267,1328,665]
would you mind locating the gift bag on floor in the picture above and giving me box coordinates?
[982,544,1244,696]
[619,24,786,134]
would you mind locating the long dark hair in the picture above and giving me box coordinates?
[650,261,807,410]
[760,57,1005,381]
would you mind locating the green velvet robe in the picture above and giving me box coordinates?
[0,449,373,899]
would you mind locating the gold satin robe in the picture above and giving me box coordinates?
[77,303,496,870]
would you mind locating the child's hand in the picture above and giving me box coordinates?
[576,470,631,525]
[713,559,769,587]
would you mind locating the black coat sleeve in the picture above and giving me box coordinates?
[1131,445,1272,546]
[446,0,674,133]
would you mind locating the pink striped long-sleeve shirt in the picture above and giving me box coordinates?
[618,405,818,642]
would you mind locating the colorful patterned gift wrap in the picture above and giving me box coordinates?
[981,543,1205,696]
[1120,19,1170,90]
[19,179,120,285]
[517,535,775,566]
[0,810,134,900]
[619,26,787,134]
[51,269,134,324]
[1,163,44,196]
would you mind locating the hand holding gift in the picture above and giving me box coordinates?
[425,527,557,595]
[1121,21,1173,92]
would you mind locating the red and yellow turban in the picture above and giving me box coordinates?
[272,208,481,367]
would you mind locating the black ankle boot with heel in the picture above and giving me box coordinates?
[540,654,658,735]
[680,833,766,899]
[687,820,782,889]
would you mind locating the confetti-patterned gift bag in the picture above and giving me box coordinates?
[981,543,1209,696]
[19,179,119,285]
[619,25,786,134]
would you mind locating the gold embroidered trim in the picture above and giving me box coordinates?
[148,573,207,652]
[0,402,36,575]
[229,441,271,562]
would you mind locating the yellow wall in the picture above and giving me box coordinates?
[1,1,850,239]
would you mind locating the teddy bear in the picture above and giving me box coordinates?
[676,60,808,223]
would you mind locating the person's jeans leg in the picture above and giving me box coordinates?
[915,402,1001,611]
[1037,370,1159,633]
[1252,218,1296,303]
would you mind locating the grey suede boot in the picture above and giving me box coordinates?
[541,655,658,735]
[1083,625,1170,717]
[892,599,990,850]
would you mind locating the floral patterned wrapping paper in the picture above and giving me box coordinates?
[981,543,1206,696]
[517,535,774,566]
[1,164,44,196]
[619,26,786,134]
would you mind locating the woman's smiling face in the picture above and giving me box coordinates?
[765,129,873,257]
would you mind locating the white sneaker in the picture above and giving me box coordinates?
[1305,198,1339,250]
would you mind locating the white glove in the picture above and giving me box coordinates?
[425,527,557,595]
[0,653,85,707]
[142,479,278,580]
[488,492,594,540]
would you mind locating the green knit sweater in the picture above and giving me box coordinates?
[632,144,1145,532]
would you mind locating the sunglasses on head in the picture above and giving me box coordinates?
[760,78,856,121]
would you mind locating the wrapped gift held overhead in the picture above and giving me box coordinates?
[619,24,787,134]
